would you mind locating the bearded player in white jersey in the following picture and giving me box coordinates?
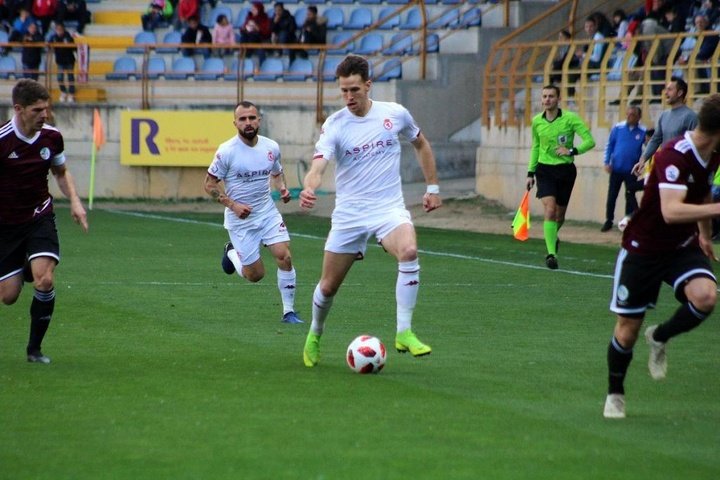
[299,55,443,367]
[204,101,303,324]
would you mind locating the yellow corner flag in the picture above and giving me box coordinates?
[511,190,530,241]
[88,109,105,210]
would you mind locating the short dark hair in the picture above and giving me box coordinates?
[628,105,642,117]
[12,79,49,106]
[670,75,688,99]
[336,54,369,82]
[308,5,317,14]
[697,94,720,134]
[236,100,259,111]
[275,2,284,8]
[542,84,560,96]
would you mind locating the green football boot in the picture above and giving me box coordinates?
[395,329,432,357]
[303,332,321,367]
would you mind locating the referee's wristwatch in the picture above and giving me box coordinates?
[569,147,578,156]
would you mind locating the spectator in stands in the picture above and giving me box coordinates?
[297,5,326,59]
[180,15,211,58]
[173,0,198,32]
[211,13,234,57]
[639,15,674,100]
[677,14,719,94]
[48,22,75,103]
[21,21,43,79]
[576,15,607,70]
[141,0,172,32]
[271,2,296,61]
[0,1,12,33]
[55,0,90,35]
[612,9,629,41]
[590,11,615,38]
[9,8,38,43]
[31,0,57,35]
[550,29,579,97]
[696,0,720,26]
[239,1,271,65]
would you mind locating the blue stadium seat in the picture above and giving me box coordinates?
[320,56,342,81]
[378,7,401,29]
[105,56,137,80]
[355,33,383,55]
[375,58,402,81]
[127,31,156,54]
[0,30,8,43]
[0,55,17,79]
[166,56,196,80]
[225,58,255,81]
[294,7,307,27]
[383,33,413,55]
[328,31,354,54]
[285,58,313,81]
[157,30,181,54]
[324,7,345,30]
[196,57,225,80]
[387,0,410,4]
[333,0,354,4]
[345,7,373,30]
[255,57,284,81]
[359,0,382,4]
[206,5,234,27]
[456,7,482,28]
[146,56,166,79]
[425,32,439,53]
[399,8,423,30]
[234,7,250,28]
[429,7,459,29]
[303,0,325,4]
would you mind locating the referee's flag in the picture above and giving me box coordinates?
[88,109,104,210]
[511,191,530,241]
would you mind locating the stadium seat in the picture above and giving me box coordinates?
[358,0,382,4]
[333,0,354,4]
[255,57,284,81]
[327,31,354,54]
[425,32,439,53]
[428,8,459,29]
[303,0,325,4]
[0,55,17,79]
[234,7,250,28]
[320,56,342,81]
[146,56,166,79]
[285,58,314,81]
[166,56,196,80]
[196,57,225,80]
[225,58,255,81]
[324,7,345,30]
[206,5,234,27]
[375,58,402,81]
[345,7,373,30]
[456,7,482,28]
[0,30,8,44]
[105,56,137,80]
[157,30,182,54]
[355,33,383,55]
[127,31,156,54]
[440,0,461,4]
[378,7,401,29]
[294,7,307,28]
[607,51,638,81]
[383,33,413,55]
[399,8,424,30]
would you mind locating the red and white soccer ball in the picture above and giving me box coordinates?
[346,335,386,374]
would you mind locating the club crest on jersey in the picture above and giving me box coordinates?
[665,165,680,182]
[40,147,50,160]
[557,134,567,145]
[267,151,275,162]
[383,118,393,130]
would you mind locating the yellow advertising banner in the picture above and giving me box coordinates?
[120,110,236,167]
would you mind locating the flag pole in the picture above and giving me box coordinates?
[88,143,97,210]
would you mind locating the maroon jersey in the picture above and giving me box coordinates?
[623,132,720,254]
[0,117,66,225]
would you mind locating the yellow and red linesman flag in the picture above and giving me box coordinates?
[511,190,530,241]
[93,108,105,151]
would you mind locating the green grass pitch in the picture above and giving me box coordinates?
[1,207,719,479]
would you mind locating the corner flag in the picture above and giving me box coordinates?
[511,190,530,241]
[88,109,105,210]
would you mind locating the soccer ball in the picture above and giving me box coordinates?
[346,335,386,374]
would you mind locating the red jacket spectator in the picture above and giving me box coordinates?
[176,0,198,25]
[31,0,57,34]
[241,2,271,42]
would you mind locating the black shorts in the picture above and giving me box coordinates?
[0,214,60,282]
[610,246,715,317]
[535,163,577,207]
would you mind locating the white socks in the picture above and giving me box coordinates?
[396,259,420,333]
[310,283,333,335]
[227,249,244,278]
[277,268,297,315]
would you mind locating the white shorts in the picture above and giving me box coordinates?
[325,207,413,255]
[227,209,289,265]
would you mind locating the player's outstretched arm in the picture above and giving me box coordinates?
[300,157,327,210]
[51,164,88,232]
[412,133,442,212]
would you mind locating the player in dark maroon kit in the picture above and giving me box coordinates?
[0,79,88,364]
[603,94,720,419]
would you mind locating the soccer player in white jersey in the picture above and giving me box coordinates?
[299,54,442,367]
[204,101,303,324]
